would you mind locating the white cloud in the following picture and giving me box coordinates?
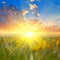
[35,13,40,17]
[29,4,38,10]
[2,1,6,4]
[22,10,29,15]
[32,12,40,17]
[57,16,60,19]
[30,0,35,2]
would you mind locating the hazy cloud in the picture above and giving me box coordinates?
[29,4,38,10]
[22,10,29,15]
[30,0,35,2]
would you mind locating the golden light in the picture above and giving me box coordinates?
[15,24,40,49]
[11,23,44,50]
[20,31,35,48]
[24,32,33,38]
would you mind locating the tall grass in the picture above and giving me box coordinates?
[0,36,60,60]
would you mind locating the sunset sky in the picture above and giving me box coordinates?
[0,0,60,35]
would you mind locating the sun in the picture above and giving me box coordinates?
[14,23,43,49]
[24,32,33,38]
[21,31,34,44]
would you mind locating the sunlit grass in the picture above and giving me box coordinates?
[0,36,60,60]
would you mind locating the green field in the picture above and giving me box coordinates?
[0,36,60,60]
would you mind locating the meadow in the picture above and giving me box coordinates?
[0,36,60,60]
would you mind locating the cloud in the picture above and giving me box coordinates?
[0,5,24,30]
[44,26,60,32]
[48,21,56,26]
[2,1,6,4]
[30,0,41,2]
[22,10,29,15]
[56,21,60,25]
[29,4,38,10]
[32,12,40,17]
[35,13,40,17]
[57,16,60,19]
[30,0,35,2]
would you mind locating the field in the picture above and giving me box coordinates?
[0,36,60,60]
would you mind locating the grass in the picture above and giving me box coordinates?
[0,36,60,60]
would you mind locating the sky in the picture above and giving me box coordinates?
[0,0,60,34]
[0,0,60,19]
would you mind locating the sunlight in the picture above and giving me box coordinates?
[13,23,44,49]
[24,32,33,38]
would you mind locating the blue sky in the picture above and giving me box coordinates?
[0,0,60,21]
